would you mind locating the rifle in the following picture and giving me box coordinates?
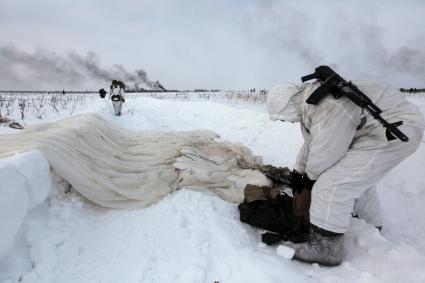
[301,65,409,142]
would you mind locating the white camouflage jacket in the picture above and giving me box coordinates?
[267,81,425,180]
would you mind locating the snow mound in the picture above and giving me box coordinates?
[12,189,311,283]
[0,151,51,259]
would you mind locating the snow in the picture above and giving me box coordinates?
[1,93,425,282]
[0,151,51,260]
[276,245,296,260]
[0,160,28,260]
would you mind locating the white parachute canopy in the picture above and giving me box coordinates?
[0,114,270,209]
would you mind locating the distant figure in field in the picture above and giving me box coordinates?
[109,80,126,116]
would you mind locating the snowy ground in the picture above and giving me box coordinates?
[1,93,425,283]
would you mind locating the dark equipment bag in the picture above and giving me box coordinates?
[111,94,123,102]
[99,88,107,98]
[238,185,309,245]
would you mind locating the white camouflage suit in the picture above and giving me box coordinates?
[111,87,125,116]
[267,81,425,233]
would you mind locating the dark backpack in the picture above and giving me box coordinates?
[99,88,107,98]
[238,185,309,245]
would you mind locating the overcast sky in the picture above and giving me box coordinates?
[0,0,424,90]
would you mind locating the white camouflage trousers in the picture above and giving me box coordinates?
[310,125,424,233]
[112,100,123,116]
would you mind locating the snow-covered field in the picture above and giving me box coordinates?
[1,92,425,283]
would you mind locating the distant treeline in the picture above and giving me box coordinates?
[0,89,268,94]
[0,90,171,94]
[400,88,425,93]
[125,89,223,93]
[0,90,98,94]
[0,89,223,94]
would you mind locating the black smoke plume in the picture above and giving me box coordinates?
[0,44,157,90]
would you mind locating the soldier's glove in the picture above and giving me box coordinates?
[304,176,315,191]
[259,165,292,185]
[291,170,316,193]
[291,170,316,232]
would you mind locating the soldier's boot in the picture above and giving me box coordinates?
[288,224,344,266]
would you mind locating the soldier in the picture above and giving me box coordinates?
[109,80,126,116]
[267,80,425,266]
